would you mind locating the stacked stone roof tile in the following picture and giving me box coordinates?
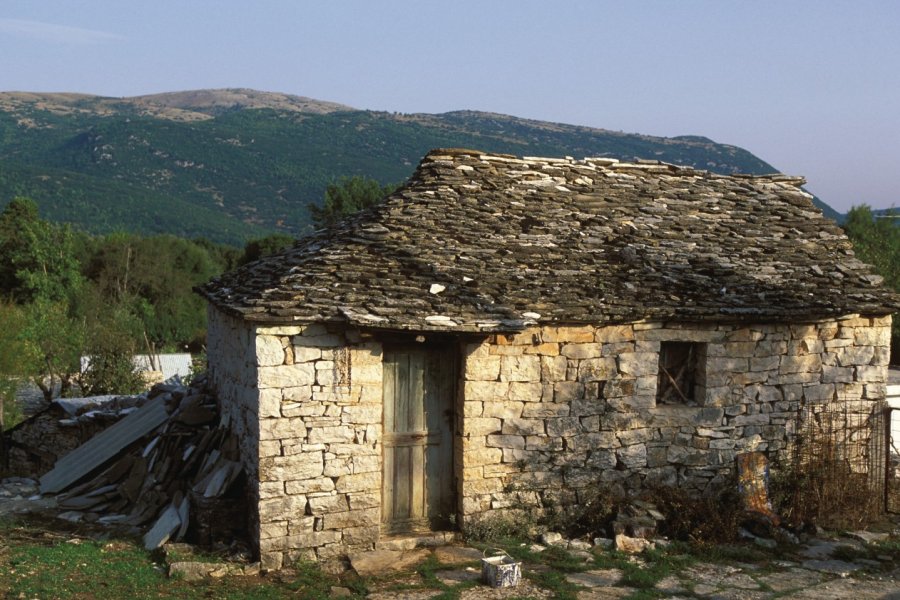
[198,149,900,331]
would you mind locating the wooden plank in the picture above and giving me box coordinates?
[40,397,169,494]
[410,444,424,519]
[394,445,411,520]
[382,446,394,524]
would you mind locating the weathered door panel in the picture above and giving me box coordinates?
[382,347,455,532]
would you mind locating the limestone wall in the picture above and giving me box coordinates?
[459,315,892,526]
[251,324,383,570]
[209,308,891,566]
[206,307,261,543]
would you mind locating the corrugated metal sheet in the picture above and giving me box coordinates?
[80,354,193,381]
[132,354,193,380]
[39,396,169,494]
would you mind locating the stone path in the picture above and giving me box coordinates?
[350,536,900,600]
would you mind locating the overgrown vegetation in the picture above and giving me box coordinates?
[842,205,900,362]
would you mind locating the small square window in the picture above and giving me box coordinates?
[657,342,703,405]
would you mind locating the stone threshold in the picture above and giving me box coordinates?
[375,531,459,551]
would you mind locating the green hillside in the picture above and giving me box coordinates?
[0,90,841,245]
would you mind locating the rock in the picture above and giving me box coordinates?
[529,543,546,553]
[349,548,431,577]
[800,559,861,577]
[329,586,353,598]
[593,537,614,549]
[565,568,623,587]
[540,531,564,546]
[614,534,654,553]
[846,530,889,545]
[754,537,777,549]
[567,539,592,552]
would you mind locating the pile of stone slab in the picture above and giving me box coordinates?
[36,375,245,550]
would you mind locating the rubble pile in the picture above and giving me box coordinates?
[40,375,247,550]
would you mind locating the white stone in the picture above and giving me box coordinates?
[256,335,286,367]
[258,364,316,388]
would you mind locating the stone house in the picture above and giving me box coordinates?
[197,149,898,569]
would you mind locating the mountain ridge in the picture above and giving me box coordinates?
[0,88,842,245]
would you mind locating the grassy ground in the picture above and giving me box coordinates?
[2,515,899,600]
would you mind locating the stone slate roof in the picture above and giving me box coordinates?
[198,149,899,332]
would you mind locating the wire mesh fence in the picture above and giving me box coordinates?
[778,397,887,528]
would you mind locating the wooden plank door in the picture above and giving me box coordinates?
[382,346,456,533]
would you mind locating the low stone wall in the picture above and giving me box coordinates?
[459,315,891,526]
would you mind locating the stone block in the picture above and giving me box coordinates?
[578,357,617,381]
[256,325,304,336]
[561,343,601,359]
[353,363,382,384]
[308,425,356,444]
[595,325,635,343]
[486,434,526,449]
[779,354,821,374]
[335,471,380,493]
[523,342,561,355]
[546,416,580,437]
[508,382,543,402]
[522,402,570,418]
[257,335,286,366]
[285,477,335,495]
[466,355,501,381]
[259,363,316,388]
[464,380,508,401]
[617,353,658,377]
[553,381,584,402]
[292,346,323,363]
[341,404,381,425]
[464,417,502,435]
[347,491,380,510]
[546,326,595,343]
[821,366,854,383]
[483,401,524,419]
[463,447,503,466]
[500,355,541,382]
[257,388,282,418]
[856,365,886,383]
[617,428,656,446]
[308,494,349,515]
[286,530,342,549]
[259,495,307,522]
[260,520,288,540]
[803,383,835,402]
[836,346,875,367]
[541,355,568,381]
[502,418,545,436]
[261,453,324,482]
[616,444,647,468]
[259,481,285,499]
[259,417,307,441]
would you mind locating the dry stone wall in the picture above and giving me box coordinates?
[208,306,890,566]
[459,315,892,526]
[208,308,385,570]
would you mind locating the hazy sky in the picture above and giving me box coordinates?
[1,1,898,212]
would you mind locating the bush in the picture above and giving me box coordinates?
[647,484,743,544]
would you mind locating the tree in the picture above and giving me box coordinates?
[843,205,900,362]
[238,233,295,266]
[0,197,84,304]
[308,176,399,228]
[19,299,85,402]
[0,302,27,438]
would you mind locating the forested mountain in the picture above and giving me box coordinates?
[0,89,841,245]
